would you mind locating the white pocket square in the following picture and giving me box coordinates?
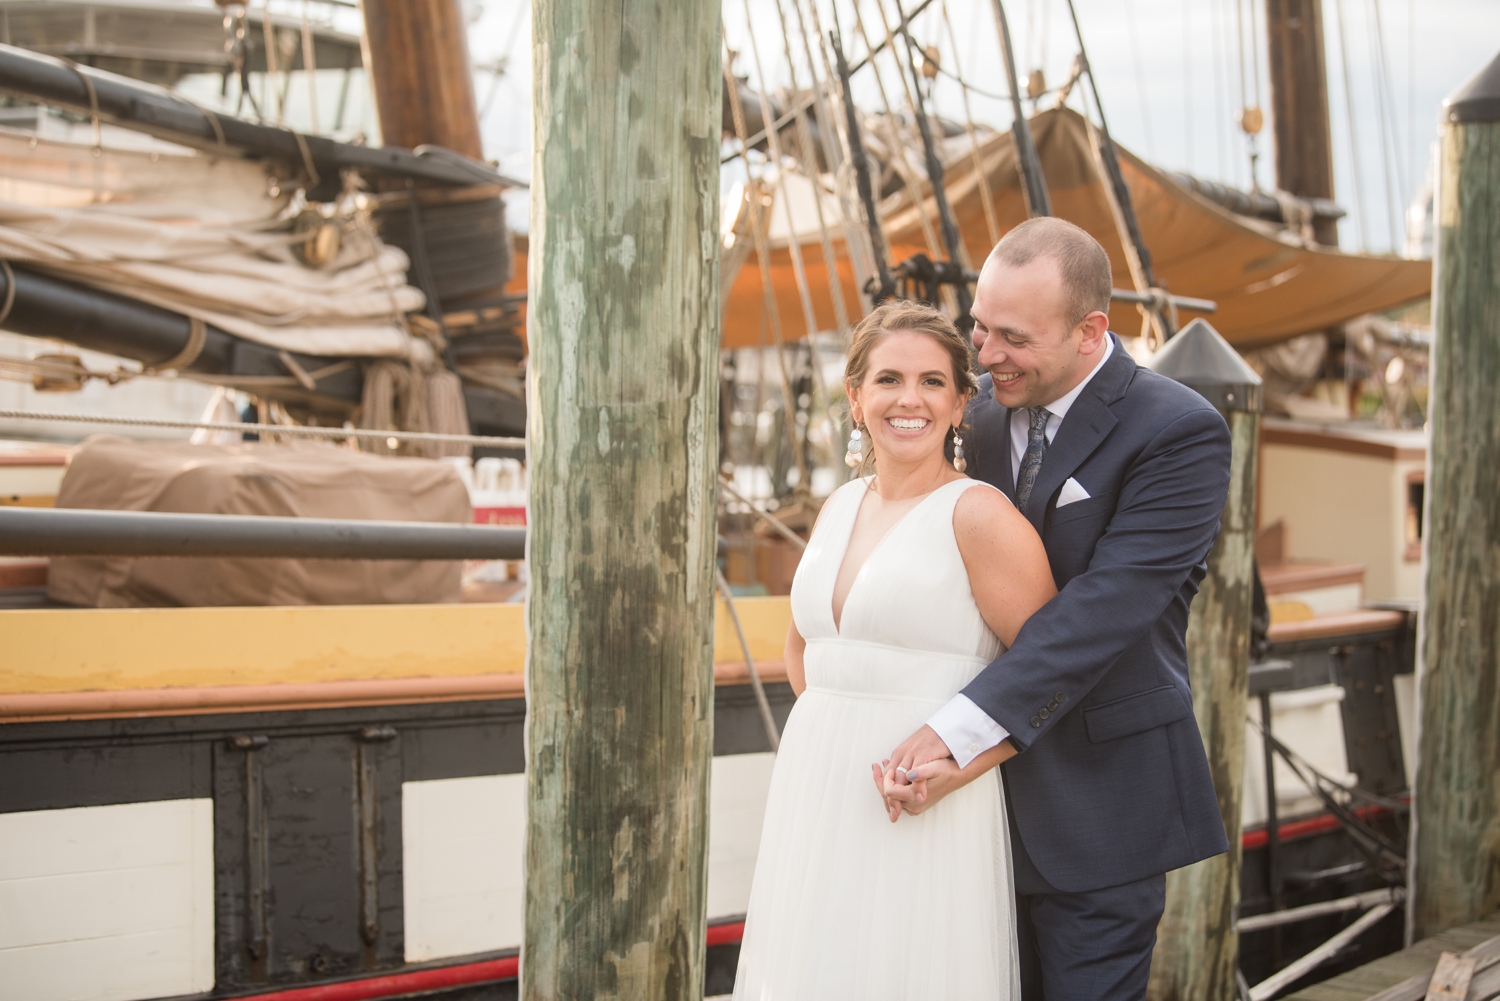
[1056,477,1092,508]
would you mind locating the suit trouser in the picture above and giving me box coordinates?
[1009,797,1167,1001]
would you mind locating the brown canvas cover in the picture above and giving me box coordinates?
[47,436,471,607]
[717,107,1431,350]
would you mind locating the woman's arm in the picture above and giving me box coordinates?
[873,486,1057,820]
[785,620,808,696]
[953,486,1057,646]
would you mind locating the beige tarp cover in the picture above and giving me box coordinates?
[721,107,1431,349]
[0,130,431,360]
[48,436,470,607]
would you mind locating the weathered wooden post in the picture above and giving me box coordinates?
[1410,52,1500,943]
[1146,319,1263,1001]
[523,0,722,998]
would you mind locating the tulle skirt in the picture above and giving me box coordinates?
[733,639,1021,1001]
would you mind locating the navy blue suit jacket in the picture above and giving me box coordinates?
[966,335,1232,894]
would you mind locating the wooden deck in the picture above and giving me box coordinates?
[1286,911,1500,1000]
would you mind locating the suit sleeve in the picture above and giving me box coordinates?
[960,406,1232,751]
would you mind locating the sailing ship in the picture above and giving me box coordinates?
[0,0,1448,998]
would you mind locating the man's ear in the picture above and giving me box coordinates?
[1078,310,1110,355]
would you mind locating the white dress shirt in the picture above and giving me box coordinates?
[928,336,1115,767]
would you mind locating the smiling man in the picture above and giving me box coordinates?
[884,218,1235,1000]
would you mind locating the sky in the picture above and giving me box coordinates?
[463,0,1500,255]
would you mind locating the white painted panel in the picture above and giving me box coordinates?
[401,754,778,960]
[0,799,214,1001]
[707,753,776,921]
[1243,685,1358,827]
[402,773,527,962]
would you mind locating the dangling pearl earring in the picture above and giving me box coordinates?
[845,424,864,468]
[952,430,967,473]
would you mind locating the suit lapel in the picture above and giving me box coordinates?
[1022,336,1135,532]
[968,379,1016,499]
[997,407,1017,499]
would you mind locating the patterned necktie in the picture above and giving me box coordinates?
[1015,406,1051,511]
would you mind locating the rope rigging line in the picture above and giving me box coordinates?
[1366,0,1406,250]
[850,0,945,260]
[716,568,782,753]
[0,409,523,447]
[928,63,1013,103]
[781,0,869,462]
[829,26,898,305]
[1182,0,1193,173]
[801,0,882,303]
[939,0,1001,247]
[722,31,810,488]
[1332,0,1370,250]
[1211,0,1230,181]
[1121,0,1156,160]
[891,0,975,328]
[770,0,853,339]
[1065,0,1174,342]
[738,4,833,486]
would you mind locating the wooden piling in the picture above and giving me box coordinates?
[1147,320,1263,1001]
[1411,53,1500,944]
[522,0,722,997]
[358,0,484,158]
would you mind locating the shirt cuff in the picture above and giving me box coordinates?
[927,694,1011,769]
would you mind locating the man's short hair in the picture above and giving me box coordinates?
[987,217,1113,327]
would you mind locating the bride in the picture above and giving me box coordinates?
[733,301,1057,999]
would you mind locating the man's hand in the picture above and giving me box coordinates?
[891,724,954,776]
[866,725,954,822]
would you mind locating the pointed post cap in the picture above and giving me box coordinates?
[1445,50,1500,124]
[1148,318,1262,413]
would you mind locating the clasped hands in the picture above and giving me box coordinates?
[870,724,1018,823]
[870,723,962,823]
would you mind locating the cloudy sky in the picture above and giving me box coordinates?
[467,0,1499,255]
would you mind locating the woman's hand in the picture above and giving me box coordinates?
[872,740,1018,821]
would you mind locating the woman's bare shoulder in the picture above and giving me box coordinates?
[952,480,1042,551]
[952,479,1017,524]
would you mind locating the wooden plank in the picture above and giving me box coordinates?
[1422,953,1475,1001]
[0,596,792,695]
[1285,915,1500,1000]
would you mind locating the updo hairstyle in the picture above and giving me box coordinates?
[843,300,978,473]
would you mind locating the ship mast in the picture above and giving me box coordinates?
[1265,0,1339,245]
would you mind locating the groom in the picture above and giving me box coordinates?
[887,218,1233,1000]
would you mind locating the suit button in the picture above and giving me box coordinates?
[1031,716,1042,728]
[1056,693,1065,703]
[1047,700,1057,710]
[1039,708,1050,720]
[969,743,979,754]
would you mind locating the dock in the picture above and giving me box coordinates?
[1286,911,1500,1000]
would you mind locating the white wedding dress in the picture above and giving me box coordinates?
[733,476,1021,1000]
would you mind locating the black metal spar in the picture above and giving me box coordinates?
[0,507,527,561]
[0,43,514,199]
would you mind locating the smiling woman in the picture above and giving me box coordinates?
[841,300,979,477]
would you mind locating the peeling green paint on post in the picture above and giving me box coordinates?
[1412,65,1500,942]
[1148,410,1259,1001]
[523,0,722,997]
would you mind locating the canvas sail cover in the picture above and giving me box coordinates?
[47,436,470,607]
[717,107,1431,349]
[0,129,431,360]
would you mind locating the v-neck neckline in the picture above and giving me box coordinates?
[830,478,959,636]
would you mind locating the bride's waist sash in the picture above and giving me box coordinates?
[802,638,987,705]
